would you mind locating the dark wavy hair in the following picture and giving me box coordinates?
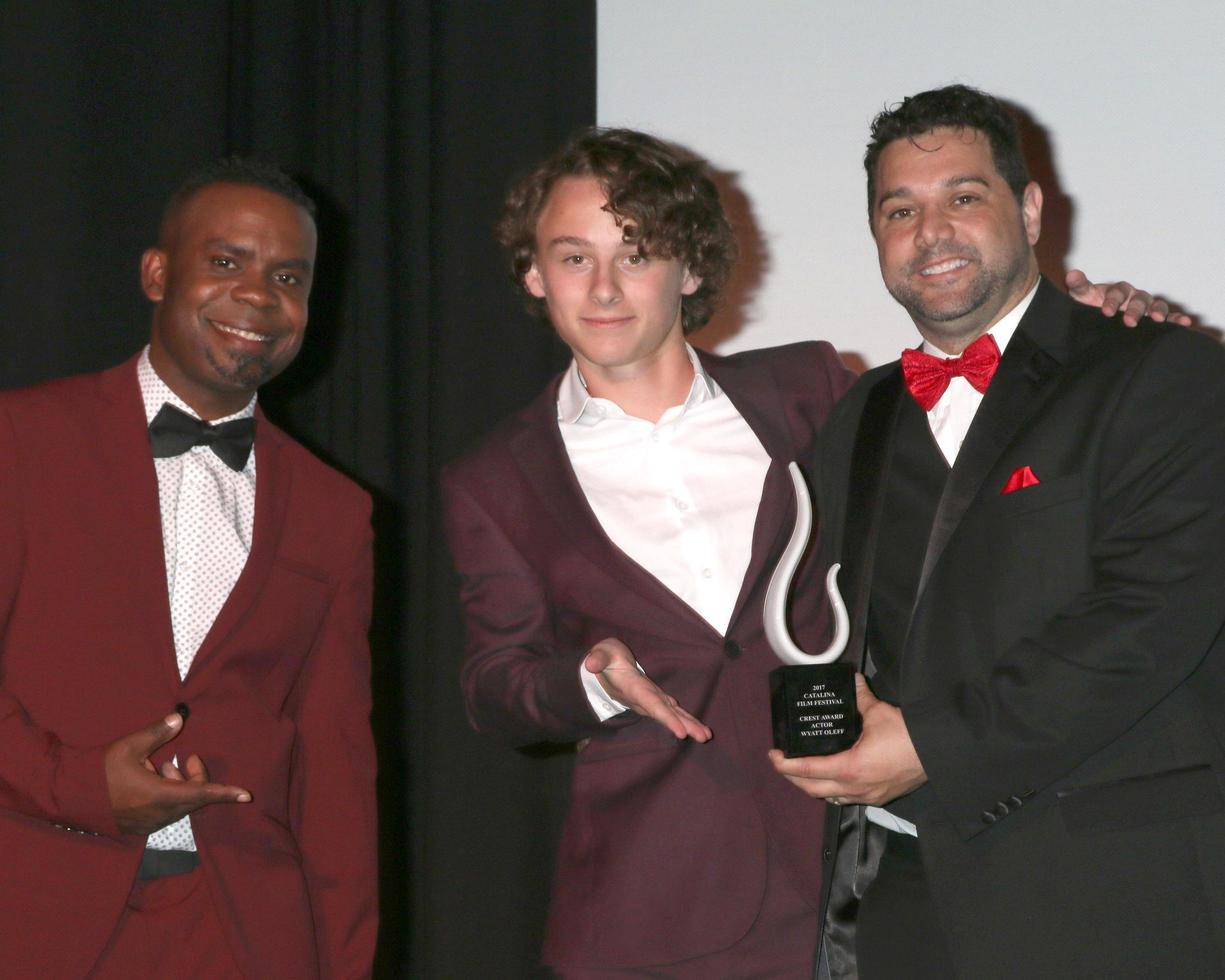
[864,84,1030,219]
[496,127,736,335]
[160,157,316,243]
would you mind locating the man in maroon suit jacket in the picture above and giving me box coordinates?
[0,161,377,977]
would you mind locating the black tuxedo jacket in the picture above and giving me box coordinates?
[817,279,1225,977]
[443,342,854,970]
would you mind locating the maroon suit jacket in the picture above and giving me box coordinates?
[442,342,854,970]
[0,355,377,979]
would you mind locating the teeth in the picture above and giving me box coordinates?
[921,258,969,276]
[215,322,271,342]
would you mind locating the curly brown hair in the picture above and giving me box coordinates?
[496,127,737,335]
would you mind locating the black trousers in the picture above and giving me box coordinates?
[855,829,956,979]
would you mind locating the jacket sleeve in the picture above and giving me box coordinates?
[442,466,626,746]
[0,403,120,838]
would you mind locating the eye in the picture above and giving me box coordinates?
[210,256,238,269]
[886,207,914,221]
[274,272,302,286]
[561,254,589,267]
[953,193,979,206]
[624,253,646,266]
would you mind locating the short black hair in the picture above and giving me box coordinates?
[160,157,316,242]
[496,127,737,335]
[864,84,1030,219]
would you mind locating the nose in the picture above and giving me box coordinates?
[231,272,276,309]
[914,207,953,249]
[589,262,621,306]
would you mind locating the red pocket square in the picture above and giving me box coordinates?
[1000,465,1040,495]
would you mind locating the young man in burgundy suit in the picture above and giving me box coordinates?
[0,160,377,978]
[774,85,1225,978]
[442,128,1172,978]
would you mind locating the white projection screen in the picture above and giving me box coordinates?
[597,0,1224,370]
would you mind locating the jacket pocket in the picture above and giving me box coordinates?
[990,471,1082,516]
[1057,763,1222,834]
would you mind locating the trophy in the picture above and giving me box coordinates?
[764,463,858,757]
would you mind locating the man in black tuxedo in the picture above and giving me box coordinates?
[773,84,1225,978]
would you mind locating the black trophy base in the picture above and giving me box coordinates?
[770,662,860,758]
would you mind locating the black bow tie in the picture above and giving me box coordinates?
[148,403,256,472]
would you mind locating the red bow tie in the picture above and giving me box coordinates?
[901,333,1001,411]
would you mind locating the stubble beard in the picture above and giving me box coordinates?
[205,345,278,391]
[887,243,1029,345]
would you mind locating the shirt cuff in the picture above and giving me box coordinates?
[579,661,634,721]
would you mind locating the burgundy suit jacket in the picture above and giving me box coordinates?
[442,342,854,970]
[0,355,377,979]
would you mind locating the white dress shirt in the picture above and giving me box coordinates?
[867,281,1039,836]
[138,348,256,852]
[557,346,771,720]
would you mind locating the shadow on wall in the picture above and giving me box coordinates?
[1013,101,1218,338]
[690,166,770,352]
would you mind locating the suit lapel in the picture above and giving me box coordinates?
[508,383,719,640]
[914,279,1070,603]
[93,357,183,691]
[187,410,291,677]
[704,351,802,633]
[841,368,905,668]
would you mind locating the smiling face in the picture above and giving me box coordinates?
[871,127,1041,353]
[142,181,317,419]
[523,176,700,394]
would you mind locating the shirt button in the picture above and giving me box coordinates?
[701,568,713,579]
[650,432,660,442]
[675,499,689,511]
[724,640,741,659]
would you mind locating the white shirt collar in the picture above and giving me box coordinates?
[919,279,1040,359]
[556,344,721,425]
[137,346,257,426]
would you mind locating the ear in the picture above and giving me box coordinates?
[524,260,546,300]
[1021,182,1043,247]
[140,248,167,302]
[681,268,702,296]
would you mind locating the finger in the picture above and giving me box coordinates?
[1100,281,1136,319]
[182,753,209,783]
[854,673,881,715]
[159,760,185,781]
[124,712,185,759]
[670,705,713,742]
[1169,311,1193,327]
[1063,268,1091,296]
[1121,289,1154,327]
[1145,299,1170,323]
[165,779,252,807]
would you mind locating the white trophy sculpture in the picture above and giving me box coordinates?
[763,463,859,756]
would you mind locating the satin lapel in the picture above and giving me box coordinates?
[508,392,718,641]
[94,358,181,691]
[914,288,1068,603]
[187,411,291,677]
[705,352,801,632]
[841,368,905,668]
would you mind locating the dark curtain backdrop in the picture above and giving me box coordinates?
[0,3,591,976]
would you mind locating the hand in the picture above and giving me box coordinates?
[769,674,925,806]
[1065,268,1191,327]
[583,638,712,742]
[104,712,251,835]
